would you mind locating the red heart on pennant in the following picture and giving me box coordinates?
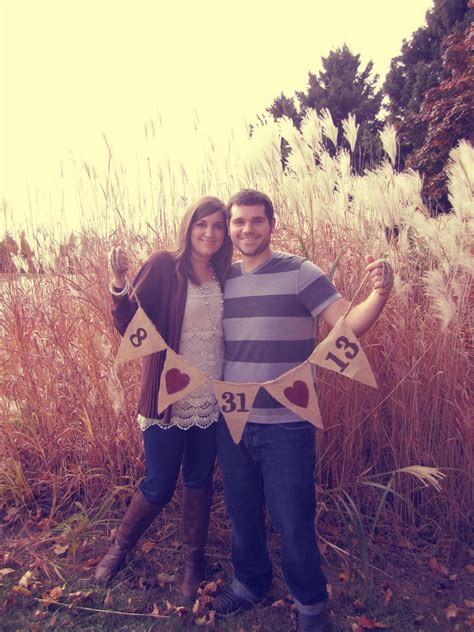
[283,380,309,408]
[166,368,190,395]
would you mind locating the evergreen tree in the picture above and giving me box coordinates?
[267,92,301,128]
[296,45,383,138]
[267,45,383,166]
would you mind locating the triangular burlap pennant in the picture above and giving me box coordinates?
[309,317,377,388]
[115,307,168,366]
[157,349,209,415]
[263,362,323,429]
[212,381,260,444]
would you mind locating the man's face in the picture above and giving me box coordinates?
[228,204,274,257]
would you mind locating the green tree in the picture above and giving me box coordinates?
[267,92,301,127]
[267,45,383,166]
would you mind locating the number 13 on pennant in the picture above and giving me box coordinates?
[309,318,377,388]
[325,335,359,373]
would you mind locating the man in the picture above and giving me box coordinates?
[213,189,393,632]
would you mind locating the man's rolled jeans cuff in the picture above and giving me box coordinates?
[230,577,260,603]
[293,597,327,615]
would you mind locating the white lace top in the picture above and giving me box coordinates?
[137,278,224,431]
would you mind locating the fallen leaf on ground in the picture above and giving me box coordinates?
[18,571,34,588]
[82,556,102,568]
[429,557,450,577]
[356,615,389,629]
[69,590,93,603]
[151,602,165,617]
[196,610,216,625]
[193,593,213,611]
[141,540,155,554]
[464,599,474,608]
[53,544,69,556]
[11,586,31,596]
[41,585,65,605]
[103,588,113,607]
[0,568,15,578]
[445,604,460,619]
[465,564,474,573]
[157,572,175,584]
[384,587,393,607]
[339,567,351,582]
[201,581,219,595]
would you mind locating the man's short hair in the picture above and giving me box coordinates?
[226,189,274,224]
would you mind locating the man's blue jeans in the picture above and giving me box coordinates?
[216,416,328,614]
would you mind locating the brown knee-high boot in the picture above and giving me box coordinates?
[180,486,212,600]
[95,489,164,585]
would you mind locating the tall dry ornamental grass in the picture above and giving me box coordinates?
[1,112,472,545]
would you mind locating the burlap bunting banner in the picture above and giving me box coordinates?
[263,361,323,429]
[115,307,168,366]
[212,381,261,444]
[114,297,379,428]
[157,348,208,415]
[309,317,377,388]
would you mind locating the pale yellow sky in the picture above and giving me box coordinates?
[1,0,433,228]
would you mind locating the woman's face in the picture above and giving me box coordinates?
[190,210,226,262]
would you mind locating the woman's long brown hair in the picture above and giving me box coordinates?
[172,196,233,288]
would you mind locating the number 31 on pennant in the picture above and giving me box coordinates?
[220,391,250,413]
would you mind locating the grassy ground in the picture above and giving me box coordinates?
[1,483,473,632]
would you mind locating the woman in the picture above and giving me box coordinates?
[95,196,232,601]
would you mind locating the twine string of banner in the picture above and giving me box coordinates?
[342,270,371,320]
[129,283,144,312]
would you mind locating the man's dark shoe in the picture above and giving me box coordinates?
[213,586,256,616]
[298,610,332,632]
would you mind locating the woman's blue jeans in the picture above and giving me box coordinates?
[216,416,328,614]
[140,423,216,505]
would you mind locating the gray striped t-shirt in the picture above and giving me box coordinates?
[223,251,341,423]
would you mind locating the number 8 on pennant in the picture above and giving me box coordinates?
[115,307,168,365]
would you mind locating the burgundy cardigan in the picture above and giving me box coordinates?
[111,250,187,423]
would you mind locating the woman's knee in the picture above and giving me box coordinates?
[140,477,176,505]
